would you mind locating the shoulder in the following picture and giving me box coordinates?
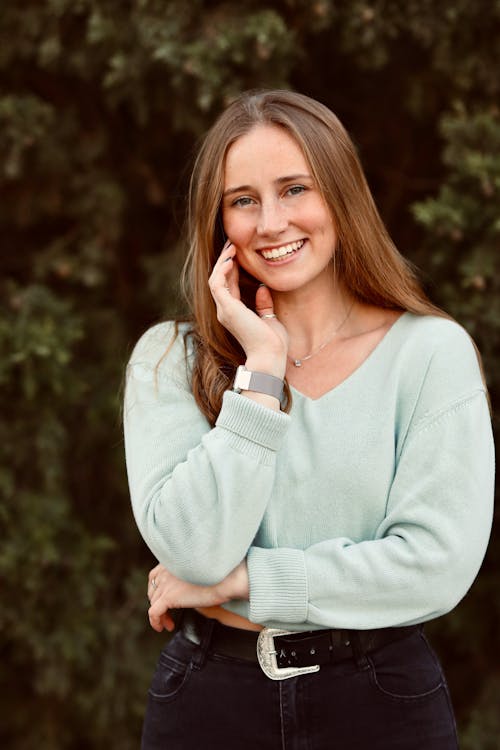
[392,312,486,425]
[398,311,472,344]
[396,313,480,377]
[128,320,192,361]
[127,320,194,391]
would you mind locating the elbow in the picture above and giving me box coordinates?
[133,488,250,585]
[440,560,484,615]
[136,508,242,585]
[428,583,466,619]
[415,552,485,619]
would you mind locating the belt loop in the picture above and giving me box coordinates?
[191,614,215,671]
[349,630,370,671]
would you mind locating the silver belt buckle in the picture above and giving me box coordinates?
[257,628,320,680]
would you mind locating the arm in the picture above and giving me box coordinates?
[245,389,494,629]
[124,329,289,584]
[124,242,289,585]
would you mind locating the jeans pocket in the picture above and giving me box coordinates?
[148,633,197,703]
[368,631,444,702]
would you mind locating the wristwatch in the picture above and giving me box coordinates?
[232,365,284,402]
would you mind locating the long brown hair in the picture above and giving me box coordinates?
[179,89,446,425]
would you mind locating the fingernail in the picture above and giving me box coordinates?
[258,283,266,288]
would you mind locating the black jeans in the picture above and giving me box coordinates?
[141,622,459,749]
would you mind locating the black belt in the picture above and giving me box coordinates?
[181,609,420,680]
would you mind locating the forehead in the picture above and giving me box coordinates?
[224,124,310,186]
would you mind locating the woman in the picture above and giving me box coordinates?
[124,90,494,749]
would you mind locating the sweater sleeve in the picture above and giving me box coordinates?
[123,322,290,584]
[246,389,494,629]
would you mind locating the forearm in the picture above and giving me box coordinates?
[125,374,290,583]
[247,533,483,629]
[246,394,494,629]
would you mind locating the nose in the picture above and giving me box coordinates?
[256,197,288,238]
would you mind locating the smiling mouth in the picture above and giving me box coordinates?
[260,239,305,261]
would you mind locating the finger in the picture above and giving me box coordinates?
[219,238,233,255]
[225,254,240,299]
[148,599,166,631]
[161,612,175,632]
[148,601,175,632]
[148,569,169,602]
[149,594,170,619]
[209,244,234,290]
[148,563,162,584]
[148,610,164,632]
[216,240,234,266]
[255,284,276,319]
[148,587,160,605]
[148,573,161,598]
[209,251,240,306]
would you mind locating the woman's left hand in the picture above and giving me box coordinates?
[147,561,249,632]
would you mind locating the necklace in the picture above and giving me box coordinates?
[287,301,355,367]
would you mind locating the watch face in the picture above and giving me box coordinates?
[234,366,252,393]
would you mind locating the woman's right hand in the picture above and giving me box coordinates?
[209,240,288,378]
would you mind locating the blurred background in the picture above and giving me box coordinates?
[1,1,499,748]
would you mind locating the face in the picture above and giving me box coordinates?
[221,124,337,294]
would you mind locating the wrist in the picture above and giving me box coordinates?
[233,365,284,404]
[216,561,249,603]
[244,357,286,380]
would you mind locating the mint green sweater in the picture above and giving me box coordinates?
[124,313,494,631]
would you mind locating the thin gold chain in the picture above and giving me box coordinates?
[287,301,355,367]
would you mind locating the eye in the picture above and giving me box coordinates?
[286,184,306,197]
[232,196,255,207]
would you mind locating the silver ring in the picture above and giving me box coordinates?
[260,313,277,319]
[151,578,158,591]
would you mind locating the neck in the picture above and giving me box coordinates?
[273,276,356,355]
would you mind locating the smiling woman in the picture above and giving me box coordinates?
[124,90,494,749]
[222,125,337,296]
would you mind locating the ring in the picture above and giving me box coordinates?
[260,313,277,319]
[151,578,158,591]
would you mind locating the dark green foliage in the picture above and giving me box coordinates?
[1,1,498,747]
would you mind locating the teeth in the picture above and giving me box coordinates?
[261,239,304,260]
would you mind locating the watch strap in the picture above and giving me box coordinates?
[233,365,284,401]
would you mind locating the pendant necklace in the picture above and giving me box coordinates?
[287,301,355,368]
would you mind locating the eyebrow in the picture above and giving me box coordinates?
[222,174,312,198]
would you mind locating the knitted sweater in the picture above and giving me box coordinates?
[124,313,494,631]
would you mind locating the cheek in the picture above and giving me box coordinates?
[312,214,337,246]
[223,212,255,246]
[309,207,335,233]
[234,248,256,276]
[234,246,265,285]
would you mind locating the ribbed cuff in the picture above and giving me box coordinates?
[247,546,308,624]
[215,391,290,452]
